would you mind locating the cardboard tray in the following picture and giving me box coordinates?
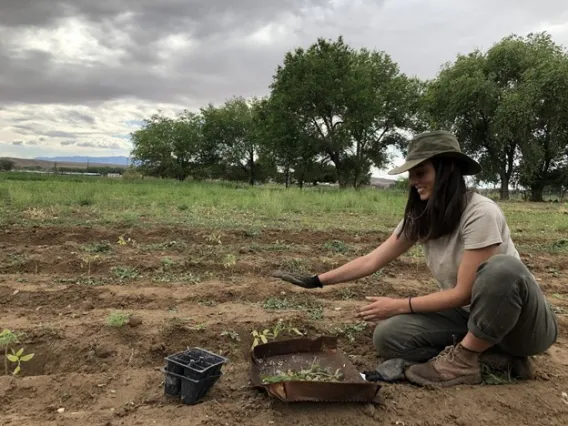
[250,336,382,403]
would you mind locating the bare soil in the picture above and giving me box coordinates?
[1,225,568,426]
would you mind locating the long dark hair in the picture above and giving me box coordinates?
[398,156,471,242]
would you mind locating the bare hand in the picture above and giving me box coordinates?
[356,297,403,321]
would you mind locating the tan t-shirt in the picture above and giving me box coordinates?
[394,192,520,291]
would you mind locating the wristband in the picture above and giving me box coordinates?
[312,275,323,288]
[408,297,414,313]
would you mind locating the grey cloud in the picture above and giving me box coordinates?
[9,124,38,135]
[66,111,96,124]
[77,141,121,149]
[2,1,568,107]
[0,0,333,105]
[1,0,568,156]
[26,140,39,145]
[44,130,79,138]
[12,140,23,145]
[0,0,67,27]
[2,0,567,108]
[1,1,330,34]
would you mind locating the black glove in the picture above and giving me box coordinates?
[272,270,323,289]
[363,358,408,382]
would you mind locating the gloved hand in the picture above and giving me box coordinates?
[362,358,411,382]
[272,270,323,288]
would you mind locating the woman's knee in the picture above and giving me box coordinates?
[373,316,408,359]
[474,254,529,295]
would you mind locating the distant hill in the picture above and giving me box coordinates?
[35,156,129,166]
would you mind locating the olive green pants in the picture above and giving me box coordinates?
[373,254,558,361]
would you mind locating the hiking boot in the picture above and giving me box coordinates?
[405,344,482,387]
[480,350,535,380]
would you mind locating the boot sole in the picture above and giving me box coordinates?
[404,370,482,388]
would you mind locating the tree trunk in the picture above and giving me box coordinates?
[298,164,306,189]
[248,151,255,186]
[530,183,545,202]
[353,165,360,189]
[335,161,348,188]
[499,172,510,201]
[284,166,290,188]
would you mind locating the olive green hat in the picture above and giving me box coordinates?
[387,130,482,176]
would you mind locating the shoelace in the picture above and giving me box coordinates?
[433,345,457,364]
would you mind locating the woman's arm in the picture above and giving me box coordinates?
[408,244,499,312]
[318,231,415,286]
[357,244,499,320]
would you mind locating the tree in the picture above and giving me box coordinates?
[201,97,261,185]
[0,159,14,171]
[255,95,320,188]
[343,50,423,188]
[423,32,568,200]
[423,50,517,199]
[130,110,207,181]
[270,36,418,188]
[514,34,568,201]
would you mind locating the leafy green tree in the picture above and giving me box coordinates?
[514,34,568,201]
[423,50,516,198]
[0,159,15,171]
[201,97,261,185]
[130,110,206,181]
[130,112,176,178]
[255,95,320,188]
[270,36,417,188]
[423,32,568,200]
[344,49,423,187]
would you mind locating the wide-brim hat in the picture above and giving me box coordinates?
[387,130,481,176]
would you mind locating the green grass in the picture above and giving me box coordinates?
[0,172,566,242]
[0,172,406,232]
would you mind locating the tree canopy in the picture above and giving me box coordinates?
[422,32,568,200]
[130,33,568,199]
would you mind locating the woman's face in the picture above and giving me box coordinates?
[409,160,436,201]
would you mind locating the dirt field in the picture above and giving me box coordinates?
[1,225,568,426]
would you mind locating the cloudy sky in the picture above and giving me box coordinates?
[1,1,568,169]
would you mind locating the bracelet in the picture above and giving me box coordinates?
[408,297,414,313]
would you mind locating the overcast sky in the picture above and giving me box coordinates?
[1,0,567,174]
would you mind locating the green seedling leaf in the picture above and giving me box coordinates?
[260,335,268,344]
[292,328,303,336]
[16,348,24,357]
[13,365,20,375]
[6,354,18,362]
[21,353,34,362]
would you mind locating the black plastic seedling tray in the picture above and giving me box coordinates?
[165,347,228,381]
[162,366,222,405]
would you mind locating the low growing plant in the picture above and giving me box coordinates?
[7,347,34,376]
[0,329,34,376]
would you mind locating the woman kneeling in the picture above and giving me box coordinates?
[273,130,558,387]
